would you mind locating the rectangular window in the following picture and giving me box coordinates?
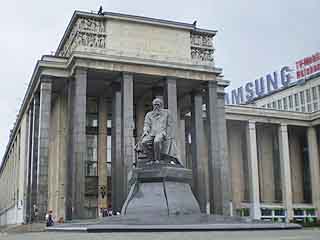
[87,97,98,113]
[267,103,271,108]
[312,87,318,100]
[107,135,112,163]
[294,93,299,106]
[314,102,318,111]
[306,89,311,103]
[86,114,98,127]
[272,101,277,109]
[277,99,282,110]
[300,92,305,105]
[301,106,306,112]
[86,97,98,127]
[288,95,293,109]
[307,104,312,112]
[86,135,98,176]
[283,98,288,110]
[107,119,112,128]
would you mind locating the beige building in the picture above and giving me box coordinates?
[251,74,320,113]
[0,10,319,226]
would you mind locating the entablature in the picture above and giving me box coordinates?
[225,105,312,127]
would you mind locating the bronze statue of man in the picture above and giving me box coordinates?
[140,98,177,162]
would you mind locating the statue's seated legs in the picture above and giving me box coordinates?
[141,134,164,162]
[141,135,154,161]
[153,134,164,161]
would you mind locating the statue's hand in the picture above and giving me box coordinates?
[161,131,166,139]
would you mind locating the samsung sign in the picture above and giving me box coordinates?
[225,52,320,105]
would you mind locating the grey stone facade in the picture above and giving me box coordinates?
[0,10,319,226]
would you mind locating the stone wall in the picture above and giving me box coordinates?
[289,127,307,203]
[227,120,249,208]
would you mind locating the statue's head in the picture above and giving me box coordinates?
[152,98,163,112]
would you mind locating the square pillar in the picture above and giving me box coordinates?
[112,73,135,213]
[136,99,146,139]
[30,95,40,222]
[307,127,320,217]
[179,118,186,166]
[246,120,261,220]
[98,96,108,215]
[36,79,52,220]
[190,91,207,212]
[25,106,33,223]
[164,77,178,124]
[111,83,123,213]
[205,81,231,215]
[278,124,293,221]
[68,68,87,219]
[164,77,179,158]
[121,73,135,193]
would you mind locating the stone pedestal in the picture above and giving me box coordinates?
[121,165,201,216]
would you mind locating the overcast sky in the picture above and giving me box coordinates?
[0,0,319,159]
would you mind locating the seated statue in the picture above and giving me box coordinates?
[136,98,180,166]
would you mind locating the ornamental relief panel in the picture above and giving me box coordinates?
[191,47,214,62]
[59,17,106,57]
[190,32,214,63]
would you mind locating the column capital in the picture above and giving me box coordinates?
[248,120,256,129]
[207,80,217,88]
[308,126,317,132]
[39,76,53,83]
[74,67,88,73]
[279,123,288,132]
[122,72,134,79]
[39,80,52,91]
[165,76,178,82]
[206,80,226,98]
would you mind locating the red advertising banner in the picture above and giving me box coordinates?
[296,52,320,80]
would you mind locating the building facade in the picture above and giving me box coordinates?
[0,10,319,225]
[251,74,320,113]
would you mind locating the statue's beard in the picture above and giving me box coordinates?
[153,107,161,115]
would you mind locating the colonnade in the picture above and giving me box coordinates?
[228,120,320,221]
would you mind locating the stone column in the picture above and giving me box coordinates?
[69,69,87,219]
[30,95,39,221]
[111,83,123,213]
[278,124,293,221]
[246,120,261,220]
[205,81,231,215]
[164,77,179,159]
[164,77,178,123]
[179,118,186,166]
[190,91,207,212]
[136,99,146,139]
[26,106,33,223]
[307,127,320,217]
[98,96,108,215]
[121,73,135,196]
[36,79,52,220]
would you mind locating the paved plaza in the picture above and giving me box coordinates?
[0,229,320,240]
